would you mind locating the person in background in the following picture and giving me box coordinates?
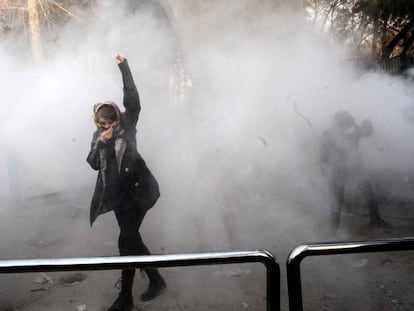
[87,54,166,311]
[320,110,389,230]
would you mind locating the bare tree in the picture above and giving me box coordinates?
[0,0,92,63]
[305,0,414,70]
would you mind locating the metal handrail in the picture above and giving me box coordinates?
[0,249,280,311]
[286,237,414,311]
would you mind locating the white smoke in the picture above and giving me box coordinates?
[0,0,413,258]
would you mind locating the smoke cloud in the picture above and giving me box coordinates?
[1,1,414,308]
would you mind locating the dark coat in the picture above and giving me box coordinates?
[87,60,160,225]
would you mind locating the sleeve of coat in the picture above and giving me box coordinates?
[87,132,101,170]
[118,59,141,129]
[356,119,374,138]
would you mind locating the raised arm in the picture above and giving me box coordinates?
[116,54,141,129]
[356,119,373,138]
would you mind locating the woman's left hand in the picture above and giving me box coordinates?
[115,54,126,64]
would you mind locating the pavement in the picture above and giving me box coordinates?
[0,188,414,310]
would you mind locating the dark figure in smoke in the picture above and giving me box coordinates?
[320,110,389,230]
[87,54,166,311]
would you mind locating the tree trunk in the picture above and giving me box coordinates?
[401,28,414,55]
[382,21,413,60]
[371,17,379,60]
[27,0,43,64]
[379,11,390,59]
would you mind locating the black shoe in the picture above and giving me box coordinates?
[370,217,391,228]
[107,293,133,311]
[141,277,167,301]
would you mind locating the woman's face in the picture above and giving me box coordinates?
[98,117,119,130]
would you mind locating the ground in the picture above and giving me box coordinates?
[0,189,413,311]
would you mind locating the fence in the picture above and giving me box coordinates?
[2,237,414,310]
[286,237,414,311]
[0,249,280,311]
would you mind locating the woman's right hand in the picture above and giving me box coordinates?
[99,126,113,143]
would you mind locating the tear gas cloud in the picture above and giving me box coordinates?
[1,0,414,257]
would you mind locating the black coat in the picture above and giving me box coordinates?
[87,60,160,225]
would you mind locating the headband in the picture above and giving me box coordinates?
[93,100,121,127]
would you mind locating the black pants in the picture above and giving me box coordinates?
[114,206,161,296]
[115,207,149,257]
[329,171,382,229]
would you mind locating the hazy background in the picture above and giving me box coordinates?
[1,1,414,310]
[0,0,413,262]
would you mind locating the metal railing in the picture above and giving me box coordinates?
[0,249,280,311]
[286,237,414,311]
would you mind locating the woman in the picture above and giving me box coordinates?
[87,54,166,311]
